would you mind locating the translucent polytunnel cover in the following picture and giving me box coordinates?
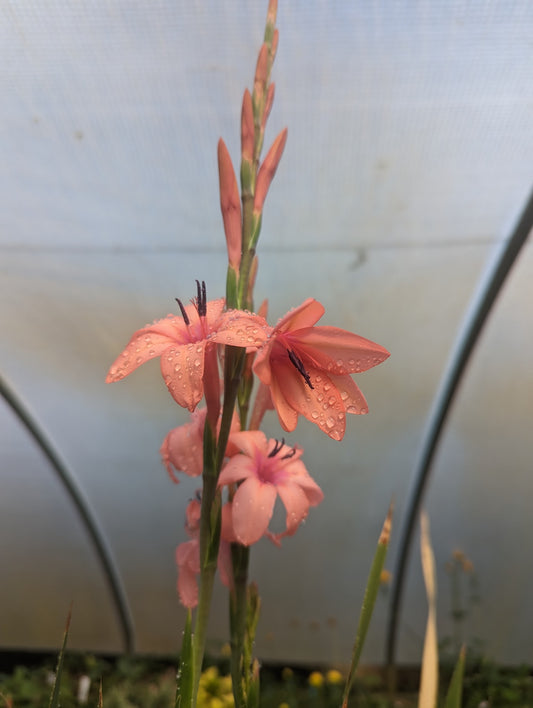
[1,1,532,665]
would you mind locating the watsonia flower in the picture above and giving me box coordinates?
[106,281,268,412]
[253,298,390,441]
[218,431,323,546]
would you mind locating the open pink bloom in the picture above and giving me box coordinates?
[106,281,268,411]
[218,431,323,546]
[253,298,390,441]
[161,408,240,483]
[175,498,234,608]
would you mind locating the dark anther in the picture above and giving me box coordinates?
[287,349,314,389]
[195,279,207,317]
[175,298,190,326]
[281,447,297,460]
[268,438,285,457]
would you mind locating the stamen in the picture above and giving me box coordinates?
[175,298,190,326]
[287,349,314,389]
[195,279,207,317]
[281,447,297,460]
[268,438,285,457]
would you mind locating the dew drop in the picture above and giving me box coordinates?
[328,395,336,405]
[338,412,345,420]
[311,411,319,420]
[340,390,348,401]
[174,364,181,373]
[317,393,324,402]
[136,356,143,364]
[315,375,322,383]
[326,416,335,429]
[148,349,156,356]
[323,383,331,392]
[109,367,117,376]
[336,358,343,367]
[322,402,329,410]
[194,359,201,368]
[348,358,355,367]
[121,351,128,358]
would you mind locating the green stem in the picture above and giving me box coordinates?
[230,544,250,708]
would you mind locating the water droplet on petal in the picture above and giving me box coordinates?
[340,390,348,401]
[323,383,331,392]
[336,358,343,367]
[136,356,143,364]
[317,393,324,402]
[326,416,335,429]
[348,359,355,367]
[328,395,336,405]
[174,364,181,373]
[311,411,319,420]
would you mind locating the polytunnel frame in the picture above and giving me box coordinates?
[385,186,533,671]
[0,374,135,653]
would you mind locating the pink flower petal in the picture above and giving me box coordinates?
[211,311,270,349]
[232,477,277,546]
[176,540,200,609]
[276,482,310,536]
[106,318,187,383]
[160,416,204,480]
[160,341,206,410]
[274,298,325,333]
[218,454,255,487]
[292,326,390,374]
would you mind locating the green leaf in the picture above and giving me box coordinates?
[342,503,393,708]
[48,606,72,708]
[175,610,195,708]
[226,265,239,310]
[444,645,466,708]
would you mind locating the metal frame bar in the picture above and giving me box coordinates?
[385,187,533,668]
[0,374,135,653]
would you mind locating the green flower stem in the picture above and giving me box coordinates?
[190,347,246,704]
[230,543,250,708]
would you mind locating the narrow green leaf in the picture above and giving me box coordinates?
[48,606,72,708]
[175,610,195,708]
[342,503,393,708]
[444,645,466,708]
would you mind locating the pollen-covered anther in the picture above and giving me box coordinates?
[175,298,190,326]
[268,437,285,457]
[281,447,297,460]
[287,349,314,389]
[194,279,207,318]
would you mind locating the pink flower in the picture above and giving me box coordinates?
[175,498,234,608]
[175,498,202,608]
[161,408,240,483]
[253,298,390,441]
[218,431,323,546]
[106,281,268,412]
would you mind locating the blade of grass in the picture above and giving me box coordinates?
[418,512,438,708]
[175,609,195,708]
[98,678,104,708]
[444,645,466,708]
[341,502,393,708]
[48,606,72,708]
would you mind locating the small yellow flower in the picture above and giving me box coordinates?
[326,669,343,685]
[281,667,294,681]
[308,671,324,688]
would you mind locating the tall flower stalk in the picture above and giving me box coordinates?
[106,2,389,706]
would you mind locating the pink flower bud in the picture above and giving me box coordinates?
[217,138,242,270]
[253,127,288,215]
